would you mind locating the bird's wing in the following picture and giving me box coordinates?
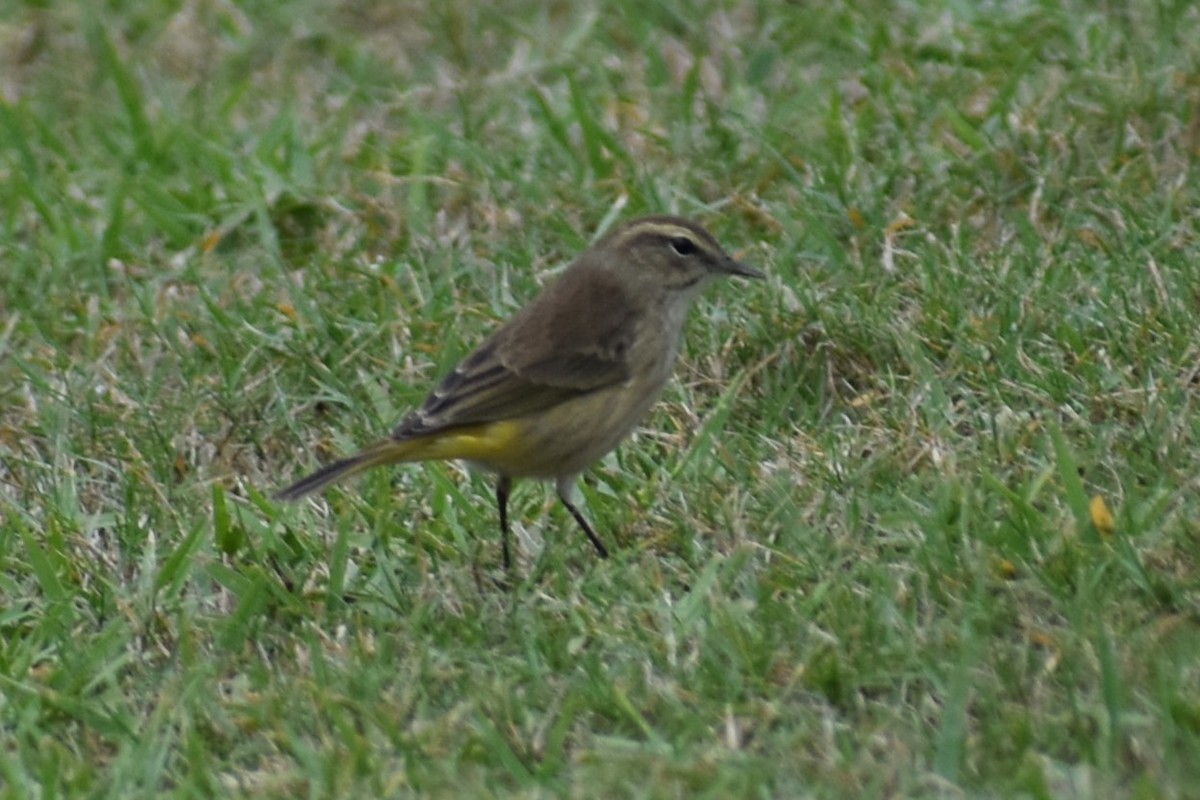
[392,262,639,439]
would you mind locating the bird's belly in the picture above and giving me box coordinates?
[474,380,666,479]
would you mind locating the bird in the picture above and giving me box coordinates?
[275,215,763,569]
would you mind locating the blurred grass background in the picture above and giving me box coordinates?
[2,0,1199,796]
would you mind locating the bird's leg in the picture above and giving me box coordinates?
[556,476,610,559]
[496,475,513,571]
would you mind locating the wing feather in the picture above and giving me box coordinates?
[393,260,639,440]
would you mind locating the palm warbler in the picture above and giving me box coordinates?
[275,215,763,568]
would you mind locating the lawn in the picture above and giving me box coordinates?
[2,0,1199,797]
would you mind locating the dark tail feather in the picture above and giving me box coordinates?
[273,439,413,501]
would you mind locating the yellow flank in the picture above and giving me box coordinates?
[410,420,528,463]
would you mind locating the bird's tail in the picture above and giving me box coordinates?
[273,437,428,501]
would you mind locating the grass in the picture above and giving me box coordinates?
[2,0,1199,796]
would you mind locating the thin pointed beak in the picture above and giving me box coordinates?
[723,256,765,279]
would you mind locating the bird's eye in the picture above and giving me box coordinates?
[669,236,697,256]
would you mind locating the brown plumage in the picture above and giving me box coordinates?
[276,215,763,569]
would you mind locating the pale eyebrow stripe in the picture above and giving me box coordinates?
[609,222,718,254]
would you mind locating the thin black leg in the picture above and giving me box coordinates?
[559,492,610,559]
[496,475,513,571]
